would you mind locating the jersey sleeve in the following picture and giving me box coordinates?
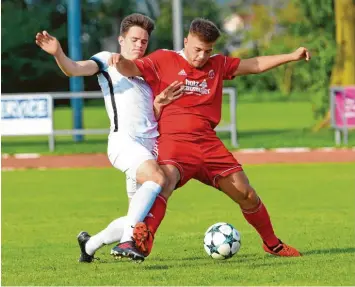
[134,49,168,86]
[222,55,241,80]
[89,51,112,72]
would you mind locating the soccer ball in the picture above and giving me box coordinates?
[203,222,241,260]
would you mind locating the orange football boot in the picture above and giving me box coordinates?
[133,222,154,257]
[263,240,302,257]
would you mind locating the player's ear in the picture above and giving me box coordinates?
[184,37,188,47]
[118,36,125,46]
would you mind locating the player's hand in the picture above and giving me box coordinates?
[291,47,311,62]
[35,31,62,56]
[108,53,122,66]
[155,81,184,106]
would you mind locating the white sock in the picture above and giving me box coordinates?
[85,216,126,255]
[120,181,162,242]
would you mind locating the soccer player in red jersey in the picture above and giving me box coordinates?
[110,18,310,258]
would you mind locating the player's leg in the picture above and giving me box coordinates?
[77,176,138,263]
[201,135,301,257]
[218,172,301,257]
[133,164,180,255]
[77,217,127,262]
[132,137,200,256]
[119,159,166,243]
[110,138,166,261]
[137,163,180,237]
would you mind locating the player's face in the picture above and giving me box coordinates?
[184,34,214,68]
[119,26,149,60]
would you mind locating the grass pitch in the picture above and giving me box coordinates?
[2,163,355,285]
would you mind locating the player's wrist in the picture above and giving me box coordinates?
[153,102,163,120]
[53,46,64,58]
[289,52,298,62]
[154,101,164,110]
[154,95,165,106]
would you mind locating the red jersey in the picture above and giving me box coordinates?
[134,49,240,136]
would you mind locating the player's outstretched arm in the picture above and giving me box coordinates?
[153,81,184,119]
[108,53,142,77]
[35,31,98,77]
[234,47,311,77]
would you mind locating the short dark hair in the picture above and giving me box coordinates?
[189,18,221,43]
[120,13,155,36]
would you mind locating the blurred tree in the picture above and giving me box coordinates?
[331,0,355,86]
[1,0,135,93]
[228,0,337,121]
[1,0,67,93]
[313,0,355,130]
[151,0,225,52]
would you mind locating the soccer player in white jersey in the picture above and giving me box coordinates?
[36,13,183,262]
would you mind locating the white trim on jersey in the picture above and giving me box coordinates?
[147,58,160,81]
[176,50,188,60]
[91,51,158,138]
[177,50,220,61]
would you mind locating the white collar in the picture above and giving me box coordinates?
[177,49,188,60]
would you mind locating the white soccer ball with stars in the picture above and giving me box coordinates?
[203,222,241,260]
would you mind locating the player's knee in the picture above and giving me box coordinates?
[160,186,173,199]
[159,175,178,199]
[151,168,167,188]
[245,186,258,205]
[238,183,256,202]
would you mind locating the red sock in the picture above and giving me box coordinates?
[242,200,279,247]
[144,195,167,236]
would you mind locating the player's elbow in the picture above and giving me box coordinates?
[62,71,74,77]
[60,68,78,77]
[253,63,263,74]
[64,69,92,77]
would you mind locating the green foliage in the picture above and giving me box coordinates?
[1,1,68,93]
[152,0,224,51]
[1,0,135,93]
[229,0,336,119]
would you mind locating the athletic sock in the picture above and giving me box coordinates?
[85,216,126,255]
[144,194,167,236]
[120,181,162,242]
[241,200,279,247]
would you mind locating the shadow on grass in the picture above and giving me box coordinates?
[302,247,355,256]
[142,264,170,270]
[180,252,259,261]
[155,253,268,265]
[97,258,170,270]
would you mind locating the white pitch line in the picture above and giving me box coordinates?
[315,147,336,152]
[14,153,40,159]
[2,167,15,171]
[2,153,10,159]
[272,147,311,153]
[238,148,266,153]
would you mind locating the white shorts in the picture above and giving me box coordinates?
[107,133,157,182]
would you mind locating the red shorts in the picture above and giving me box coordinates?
[157,133,243,189]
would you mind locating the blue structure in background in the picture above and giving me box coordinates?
[67,0,84,141]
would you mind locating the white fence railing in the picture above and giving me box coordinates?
[2,88,238,151]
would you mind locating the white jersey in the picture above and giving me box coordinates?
[90,51,159,138]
